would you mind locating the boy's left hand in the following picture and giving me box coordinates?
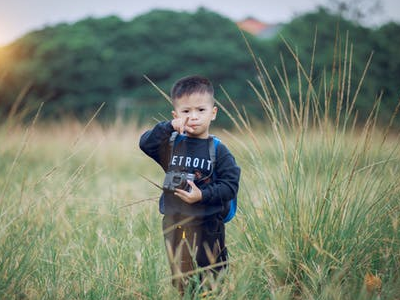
[174,181,202,204]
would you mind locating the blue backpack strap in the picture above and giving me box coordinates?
[160,132,185,214]
[223,198,237,223]
[169,131,185,148]
[168,132,186,163]
[208,134,218,169]
[209,136,237,223]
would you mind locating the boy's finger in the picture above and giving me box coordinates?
[184,116,189,126]
[185,125,194,133]
[187,180,196,188]
[179,121,185,134]
[174,189,189,199]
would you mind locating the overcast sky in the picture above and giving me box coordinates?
[1,0,399,46]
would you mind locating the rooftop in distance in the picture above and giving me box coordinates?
[236,17,282,38]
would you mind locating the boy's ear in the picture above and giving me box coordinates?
[212,106,218,121]
[172,110,178,119]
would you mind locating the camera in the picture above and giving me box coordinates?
[163,171,195,192]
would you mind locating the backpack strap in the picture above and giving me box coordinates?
[160,131,183,214]
[208,134,220,169]
[169,131,179,145]
[209,136,237,223]
[169,131,184,149]
[168,131,185,164]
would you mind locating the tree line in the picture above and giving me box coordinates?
[0,7,399,127]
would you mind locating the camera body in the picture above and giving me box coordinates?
[163,171,195,192]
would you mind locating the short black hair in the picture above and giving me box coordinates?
[171,75,214,102]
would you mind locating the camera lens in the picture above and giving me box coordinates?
[172,175,182,184]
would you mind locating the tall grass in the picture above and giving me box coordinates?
[1,33,399,299]
[218,32,400,299]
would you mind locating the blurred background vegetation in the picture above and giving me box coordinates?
[0,5,399,127]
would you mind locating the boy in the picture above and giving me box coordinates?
[139,75,240,294]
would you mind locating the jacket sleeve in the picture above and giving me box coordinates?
[200,143,240,205]
[139,121,175,171]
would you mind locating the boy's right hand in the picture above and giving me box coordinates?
[171,116,194,135]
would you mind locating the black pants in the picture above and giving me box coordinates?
[162,214,228,293]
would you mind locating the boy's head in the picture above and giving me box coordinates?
[171,75,217,139]
[171,75,214,105]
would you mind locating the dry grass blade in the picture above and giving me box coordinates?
[5,81,32,127]
[139,174,163,190]
[144,75,172,105]
[259,59,291,129]
[119,197,159,208]
[72,102,105,148]
[219,86,248,132]
[0,102,43,202]
[380,97,400,147]
[345,52,374,126]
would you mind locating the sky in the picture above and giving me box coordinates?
[0,0,399,46]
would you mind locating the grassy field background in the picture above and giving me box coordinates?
[0,112,399,299]
[1,38,400,299]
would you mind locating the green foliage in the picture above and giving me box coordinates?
[264,8,399,126]
[0,9,258,124]
[0,8,399,127]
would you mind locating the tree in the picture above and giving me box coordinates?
[0,8,398,128]
[324,0,383,25]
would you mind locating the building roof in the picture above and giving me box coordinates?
[236,17,270,35]
[236,17,282,39]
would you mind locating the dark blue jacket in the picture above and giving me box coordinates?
[139,121,240,217]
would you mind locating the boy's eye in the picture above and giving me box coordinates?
[199,108,205,112]
[182,110,189,113]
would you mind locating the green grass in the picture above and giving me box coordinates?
[229,129,399,299]
[0,116,398,299]
[1,34,399,299]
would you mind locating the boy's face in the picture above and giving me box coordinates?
[172,92,217,139]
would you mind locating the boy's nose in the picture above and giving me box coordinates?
[189,111,198,119]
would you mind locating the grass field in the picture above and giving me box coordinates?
[0,111,399,299]
[1,36,400,299]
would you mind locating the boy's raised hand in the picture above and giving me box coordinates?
[174,180,202,204]
[171,116,194,134]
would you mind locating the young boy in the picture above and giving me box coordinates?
[139,75,240,294]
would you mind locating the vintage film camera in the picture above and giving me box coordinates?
[163,171,195,192]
